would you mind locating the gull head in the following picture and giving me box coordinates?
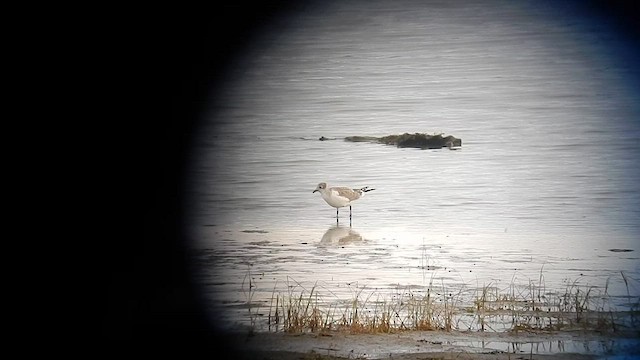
[313,182,327,193]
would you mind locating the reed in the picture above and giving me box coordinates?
[257,271,639,334]
[241,266,258,333]
[266,277,339,333]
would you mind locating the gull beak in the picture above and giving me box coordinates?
[312,189,318,193]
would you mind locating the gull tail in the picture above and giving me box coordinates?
[358,186,375,193]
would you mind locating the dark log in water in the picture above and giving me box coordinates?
[344,132,462,149]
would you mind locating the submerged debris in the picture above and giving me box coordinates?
[345,132,462,149]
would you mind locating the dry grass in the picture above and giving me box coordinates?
[470,270,640,333]
[259,270,639,334]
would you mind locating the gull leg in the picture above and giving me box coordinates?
[336,208,339,222]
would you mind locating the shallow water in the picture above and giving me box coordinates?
[239,331,640,359]
[185,0,640,337]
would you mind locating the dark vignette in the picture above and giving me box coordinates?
[99,2,304,354]
[98,0,639,355]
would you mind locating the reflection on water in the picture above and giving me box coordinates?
[319,225,364,246]
[187,0,640,356]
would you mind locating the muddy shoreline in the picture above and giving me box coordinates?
[228,330,640,359]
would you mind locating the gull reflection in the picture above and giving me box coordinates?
[319,224,364,246]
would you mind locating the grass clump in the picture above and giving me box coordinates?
[470,270,640,333]
[257,272,639,334]
[268,277,334,333]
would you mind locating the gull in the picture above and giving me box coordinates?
[313,182,375,221]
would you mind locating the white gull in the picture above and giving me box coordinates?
[312,182,375,221]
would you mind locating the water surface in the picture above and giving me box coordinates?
[186,0,640,336]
